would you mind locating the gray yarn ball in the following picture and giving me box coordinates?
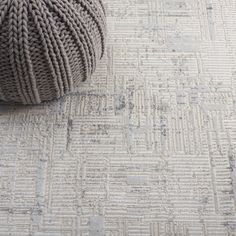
[0,0,106,104]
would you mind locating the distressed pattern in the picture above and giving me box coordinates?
[1,0,236,235]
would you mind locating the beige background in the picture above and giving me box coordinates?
[1,0,236,235]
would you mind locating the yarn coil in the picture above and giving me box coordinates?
[0,0,106,104]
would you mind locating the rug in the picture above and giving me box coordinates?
[0,0,236,235]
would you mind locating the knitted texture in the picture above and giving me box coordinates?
[0,0,106,104]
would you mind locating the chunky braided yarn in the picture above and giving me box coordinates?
[0,0,106,104]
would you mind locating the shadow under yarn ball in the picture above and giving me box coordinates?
[0,0,106,105]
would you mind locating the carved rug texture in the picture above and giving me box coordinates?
[0,0,236,235]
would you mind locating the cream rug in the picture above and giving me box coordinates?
[0,0,236,235]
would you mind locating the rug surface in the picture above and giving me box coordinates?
[0,0,236,235]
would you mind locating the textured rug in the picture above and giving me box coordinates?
[1,0,236,235]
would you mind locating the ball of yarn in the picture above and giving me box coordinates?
[0,0,106,104]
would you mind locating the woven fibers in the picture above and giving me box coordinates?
[0,0,106,104]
